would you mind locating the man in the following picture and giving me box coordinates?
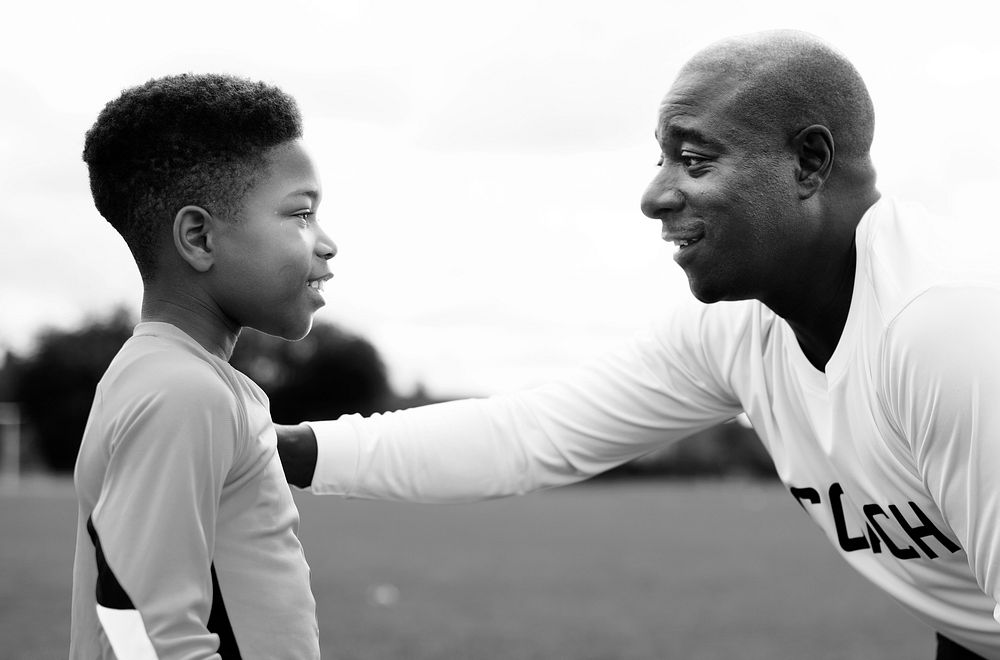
[279,30,1000,658]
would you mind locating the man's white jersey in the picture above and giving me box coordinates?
[72,322,318,659]
[310,198,1000,658]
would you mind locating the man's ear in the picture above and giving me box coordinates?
[172,205,216,273]
[792,124,834,199]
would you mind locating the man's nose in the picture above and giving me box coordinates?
[640,169,683,220]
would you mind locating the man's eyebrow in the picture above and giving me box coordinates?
[658,125,725,151]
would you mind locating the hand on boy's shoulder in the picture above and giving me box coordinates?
[275,423,318,488]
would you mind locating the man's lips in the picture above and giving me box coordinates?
[661,226,705,249]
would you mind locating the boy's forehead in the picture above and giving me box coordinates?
[259,140,322,197]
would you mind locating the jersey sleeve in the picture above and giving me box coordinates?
[879,284,1000,623]
[88,361,241,659]
[309,301,743,502]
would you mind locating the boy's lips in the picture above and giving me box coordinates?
[306,273,333,292]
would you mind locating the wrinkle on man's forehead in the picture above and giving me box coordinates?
[656,73,745,133]
[664,66,745,106]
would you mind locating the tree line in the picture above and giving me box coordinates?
[0,309,774,479]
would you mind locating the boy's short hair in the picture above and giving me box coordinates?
[83,73,303,278]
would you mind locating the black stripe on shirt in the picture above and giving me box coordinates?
[86,516,136,610]
[936,634,988,659]
[88,516,243,657]
[209,564,242,659]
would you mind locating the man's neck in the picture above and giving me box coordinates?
[782,240,857,372]
[767,190,878,372]
[762,184,879,371]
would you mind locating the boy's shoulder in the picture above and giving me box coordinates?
[90,324,254,458]
[101,324,240,412]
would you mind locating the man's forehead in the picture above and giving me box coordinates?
[660,66,738,108]
[654,71,745,147]
[654,101,727,148]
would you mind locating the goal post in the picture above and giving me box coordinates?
[0,402,20,492]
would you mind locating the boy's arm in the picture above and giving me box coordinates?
[88,368,239,659]
[881,286,1000,624]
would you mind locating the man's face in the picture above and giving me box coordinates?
[211,140,336,341]
[640,69,803,305]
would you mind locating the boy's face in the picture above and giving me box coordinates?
[210,140,335,341]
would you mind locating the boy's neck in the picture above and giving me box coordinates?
[140,288,240,362]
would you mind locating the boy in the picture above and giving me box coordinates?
[70,73,335,659]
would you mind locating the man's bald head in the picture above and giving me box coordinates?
[680,30,875,163]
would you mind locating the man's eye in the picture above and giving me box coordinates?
[656,154,665,167]
[680,152,707,168]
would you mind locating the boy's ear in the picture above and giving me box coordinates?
[172,205,216,272]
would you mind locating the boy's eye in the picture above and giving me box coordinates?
[293,211,314,225]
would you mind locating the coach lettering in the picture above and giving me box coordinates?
[829,483,871,553]
[789,482,961,561]
[863,504,919,559]
[789,486,820,507]
[889,503,962,558]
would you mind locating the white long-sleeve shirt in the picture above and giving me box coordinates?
[310,198,1000,658]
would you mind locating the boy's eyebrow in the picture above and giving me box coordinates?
[286,188,321,201]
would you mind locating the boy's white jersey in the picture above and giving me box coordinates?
[311,197,1000,658]
[72,322,318,659]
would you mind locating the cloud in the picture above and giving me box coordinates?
[275,67,413,128]
[403,34,673,154]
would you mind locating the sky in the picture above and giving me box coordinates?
[2,0,998,397]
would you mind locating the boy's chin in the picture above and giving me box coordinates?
[254,317,315,342]
[282,320,315,342]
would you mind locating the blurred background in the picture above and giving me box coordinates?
[1,0,996,657]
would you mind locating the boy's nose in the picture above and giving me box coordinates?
[316,227,337,260]
[319,241,337,260]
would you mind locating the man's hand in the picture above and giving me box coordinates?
[275,423,318,488]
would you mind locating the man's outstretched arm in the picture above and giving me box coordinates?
[277,423,318,488]
[275,310,743,501]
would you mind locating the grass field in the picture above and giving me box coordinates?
[0,478,933,659]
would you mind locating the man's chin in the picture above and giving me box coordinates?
[686,276,724,305]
